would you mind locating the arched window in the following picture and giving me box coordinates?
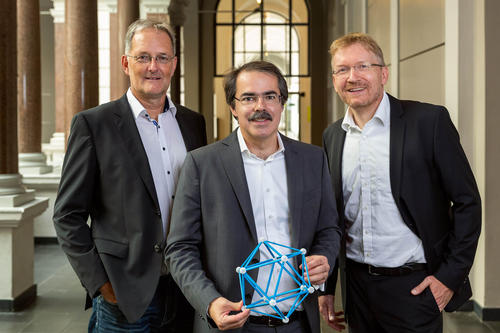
[215,0,309,140]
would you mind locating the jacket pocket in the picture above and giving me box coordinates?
[94,238,129,258]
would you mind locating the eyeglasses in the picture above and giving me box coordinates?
[332,63,384,77]
[126,54,175,64]
[234,93,282,107]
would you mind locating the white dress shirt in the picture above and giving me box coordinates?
[341,92,426,267]
[237,129,302,314]
[127,89,187,236]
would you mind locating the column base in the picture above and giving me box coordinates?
[0,284,36,312]
[19,153,53,175]
[42,132,65,171]
[0,174,26,196]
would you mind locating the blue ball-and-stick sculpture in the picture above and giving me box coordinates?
[236,240,316,323]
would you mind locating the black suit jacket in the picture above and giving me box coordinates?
[53,94,206,322]
[166,131,342,333]
[322,94,481,311]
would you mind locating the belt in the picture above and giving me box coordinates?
[347,258,427,276]
[248,311,303,327]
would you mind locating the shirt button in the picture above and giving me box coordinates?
[266,188,270,192]
[171,195,175,199]
[268,215,273,219]
[162,147,165,151]
[167,171,171,175]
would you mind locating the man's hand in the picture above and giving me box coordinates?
[99,281,117,304]
[208,297,250,331]
[411,275,454,312]
[318,295,345,331]
[300,255,330,285]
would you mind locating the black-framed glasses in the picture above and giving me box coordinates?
[234,93,282,106]
[126,54,175,64]
[332,63,384,77]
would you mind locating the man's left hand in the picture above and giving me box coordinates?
[300,255,330,285]
[411,275,454,311]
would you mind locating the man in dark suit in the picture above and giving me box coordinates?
[165,61,341,333]
[319,33,481,333]
[53,19,206,332]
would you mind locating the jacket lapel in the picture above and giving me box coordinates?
[388,94,405,204]
[113,95,160,211]
[219,131,258,243]
[175,105,197,152]
[282,135,303,248]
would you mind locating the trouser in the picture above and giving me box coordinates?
[345,260,443,333]
[88,274,193,333]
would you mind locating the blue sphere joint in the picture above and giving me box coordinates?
[236,241,314,323]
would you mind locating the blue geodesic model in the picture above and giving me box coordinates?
[235,240,315,323]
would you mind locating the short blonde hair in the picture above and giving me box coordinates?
[329,33,385,66]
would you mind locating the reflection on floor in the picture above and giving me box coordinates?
[0,244,498,332]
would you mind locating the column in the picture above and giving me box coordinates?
[168,0,187,104]
[17,0,52,175]
[0,0,49,311]
[114,0,139,98]
[43,0,66,170]
[64,0,99,137]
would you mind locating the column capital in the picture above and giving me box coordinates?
[50,0,65,23]
[141,0,170,16]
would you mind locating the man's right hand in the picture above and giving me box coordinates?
[99,281,117,304]
[208,297,250,330]
[318,295,346,331]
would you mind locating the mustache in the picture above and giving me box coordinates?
[248,110,273,121]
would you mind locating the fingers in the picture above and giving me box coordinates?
[208,298,250,331]
[411,276,432,295]
[318,295,346,331]
[411,275,454,312]
[302,255,330,285]
[99,281,117,303]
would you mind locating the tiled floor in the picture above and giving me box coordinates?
[0,244,498,332]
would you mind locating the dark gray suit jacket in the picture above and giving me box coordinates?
[166,131,342,333]
[53,94,206,322]
[322,94,481,312]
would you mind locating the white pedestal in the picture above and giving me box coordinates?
[19,152,53,175]
[0,187,48,311]
[42,132,65,172]
[22,173,60,239]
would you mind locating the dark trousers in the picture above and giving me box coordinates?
[89,274,193,333]
[243,315,310,333]
[345,260,442,333]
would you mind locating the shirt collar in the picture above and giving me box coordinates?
[341,91,390,132]
[236,128,285,160]
[126,88,177,119]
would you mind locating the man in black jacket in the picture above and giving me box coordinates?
[320,33,481,333]
[53,19,206,332]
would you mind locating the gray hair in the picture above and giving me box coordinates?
[124,19,176,55]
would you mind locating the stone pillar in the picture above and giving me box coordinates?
[64,0,99,137]
[17,0,52,175]
[0,0,49,311]
[108,3,119,100]
[115,0,139,98]
[168,0,187,105]
[42,0,66,170]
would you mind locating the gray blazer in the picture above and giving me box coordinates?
[53,94,206,322]
[166,131,341,333]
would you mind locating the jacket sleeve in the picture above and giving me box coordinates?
[53,114,108,298]
[432,108,482,292]
[165,153,221,317]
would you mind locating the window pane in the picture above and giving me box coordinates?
[217,0,233,23]
[235,0,261,23]
[291,0,308,23]
[264,25,288,52]
[243,25,261,52]
[263,52,288,75]
[263,0,289,23]
[294,25,308,75]
[216,26,233,75]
